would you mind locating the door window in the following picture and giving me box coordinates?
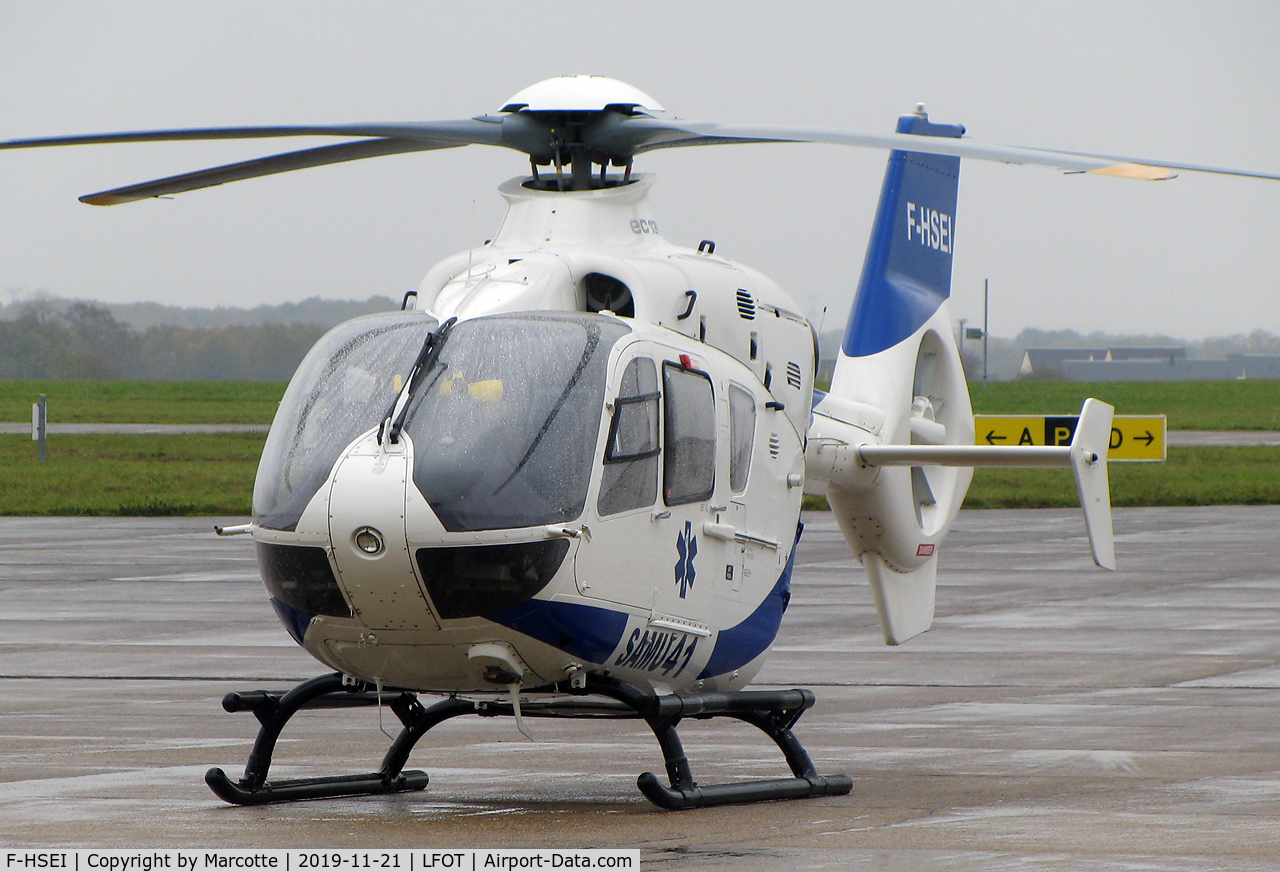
[729,384,756,493]
[598,357,660,516]
[663,364,716,505]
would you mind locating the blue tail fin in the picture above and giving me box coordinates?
[843,111,965,359]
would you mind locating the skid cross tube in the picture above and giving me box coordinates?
[206,672,851,809]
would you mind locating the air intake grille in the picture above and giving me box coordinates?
[786,361,803,389]
[769,434,781,458]
[735,290,756,320]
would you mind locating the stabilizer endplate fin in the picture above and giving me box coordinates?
[1070,398,1116,570]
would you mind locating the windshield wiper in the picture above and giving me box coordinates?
[379,316,457,446]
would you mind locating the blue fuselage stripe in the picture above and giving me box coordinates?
[485,598,630,665]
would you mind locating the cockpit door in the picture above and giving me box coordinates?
[573,353,663,609]
[574,347,735,628]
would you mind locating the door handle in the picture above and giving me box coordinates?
[702,522,736,541]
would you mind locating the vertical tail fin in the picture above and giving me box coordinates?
[842,109,965,361]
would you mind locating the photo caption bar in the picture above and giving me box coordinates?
[2,852,639,872]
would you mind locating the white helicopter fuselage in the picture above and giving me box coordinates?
[250,174,818,696]
[7,73,1229,807]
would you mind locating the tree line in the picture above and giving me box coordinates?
[0,301,336,380]
[6,296,1277,382]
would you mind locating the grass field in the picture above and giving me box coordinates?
[4,433,1275,516]
[0,380,284,424]
[5,378,1276,428]
[963,446,1280,508]
[0,379,1276,515]
[0,433,263,515]
[968,380,1280,430]
[800,445,1280,512]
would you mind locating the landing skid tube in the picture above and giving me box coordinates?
[205,672,852,809]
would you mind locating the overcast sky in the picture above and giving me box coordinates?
[3,1,1277,340]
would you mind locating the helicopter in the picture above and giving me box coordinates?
[5,75,1275,810]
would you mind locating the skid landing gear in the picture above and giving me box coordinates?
[206,672,852,809]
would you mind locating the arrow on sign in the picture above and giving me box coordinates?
[974,414,1164,461]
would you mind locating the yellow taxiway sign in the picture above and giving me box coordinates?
[974,415,1166,461]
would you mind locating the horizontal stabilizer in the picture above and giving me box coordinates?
[855,399,1116,571]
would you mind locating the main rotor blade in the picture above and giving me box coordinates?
[1018,147,1280,182]
[80,138,456,205]
[603,117,1280,182]
[628,120,1118,170]
[0,119,505,150]
[6,107,1276,198]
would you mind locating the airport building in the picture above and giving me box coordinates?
[1019,347,1280,381]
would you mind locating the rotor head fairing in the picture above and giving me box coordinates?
[501,76,664,115]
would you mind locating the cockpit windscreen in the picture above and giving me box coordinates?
[254,312,438,530]
[405,313,628,531]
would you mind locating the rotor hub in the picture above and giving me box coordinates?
[497,77,667,190]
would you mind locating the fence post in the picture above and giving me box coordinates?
[32,394,47,462]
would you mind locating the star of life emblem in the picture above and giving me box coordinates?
[674,520,698,598]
